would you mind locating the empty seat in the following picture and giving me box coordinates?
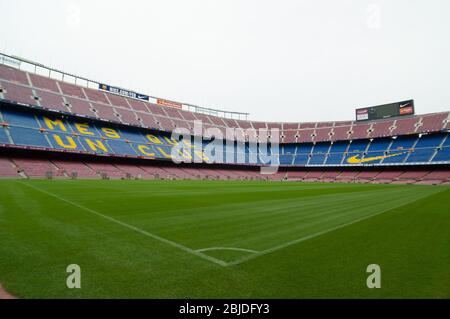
[126,98,149,112]
[58,82,86,99]
[29,73,60,92]
[0,158,18,177]
[392,117,420,136]
[0,65,29,85]
[1,81,37,105]
[92,103,119,122]
[371,120,393,138]
[13,158,63,178]
[35,89,69,112]
[66,97,96,117]
[106,93,131,109]
[116,108,140,126]
[417,113,448,133]
[83,88,110,104]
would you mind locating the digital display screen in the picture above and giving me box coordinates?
[356,100,414,121]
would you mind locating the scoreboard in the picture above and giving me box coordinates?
[355,100,414,121]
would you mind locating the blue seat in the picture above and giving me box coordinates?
[383,151,409,164]
[312,142,330,154]
[440,135,450,147]
[48,132,85,151]
[414,134,444,148]
[154,145,174,159]
[109,127,142,142]
[406,148,434,163]
[108,140,138,156]
[325,153,344,165]
[296,144,313,154]
[389,135,417,151]
[9,126,50,147]
[37,115,71,133]
[68,121,101,137]
[293,154,309,165]
[1,108,40,128]
[0,126,10,144]
[282,144,297,154]
[347,139,369,153]
[367,138,392,152]
[309,153,326,165]
[280,154,294,165]
[432,147,450,162]
[351,151,386,165]
[79,137,110,154]
[329,141,349,153]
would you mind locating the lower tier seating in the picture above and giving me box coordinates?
[1,153,448,185]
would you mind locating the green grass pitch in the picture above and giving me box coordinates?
[0,179,449,298]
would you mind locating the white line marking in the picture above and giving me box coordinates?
[227,188,444,266]
[19,182,228,267]
[196,247,259,254]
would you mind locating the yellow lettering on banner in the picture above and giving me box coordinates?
[53,134,77,149]
[184,140,194,148]
[146,134,162,144]
[179,150,192,160]
[101,128,120,139]
[195,150,209,161]
[157,147,172,159]
[44,117,67,131]
[75,123,94,135]
[85,139,108,152]
[138,145,155,157]
[164,136,178,146]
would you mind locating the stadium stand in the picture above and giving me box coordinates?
[12,158,64,178]
[0,61,449,183]
[0,157,18,178]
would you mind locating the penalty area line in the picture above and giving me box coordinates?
[18,182,228,267]
[227,188,445,267]
[196,247,260,254]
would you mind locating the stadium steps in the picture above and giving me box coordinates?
[379,139,395,164]
[0,157,20,178]
[430,135,448,162]
[403,137,420,163]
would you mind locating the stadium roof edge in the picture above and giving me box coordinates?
[0,51,250,120]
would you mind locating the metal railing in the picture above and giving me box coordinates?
[0,52,249,120]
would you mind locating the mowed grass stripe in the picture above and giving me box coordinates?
[227,187,444,265]
[18,181,402,249]
[18,181,228,267]
[0,180,448,298]
[25,180,393,218]
[221,187,441,249]
[17,181,441,265]
[119,187,437,252]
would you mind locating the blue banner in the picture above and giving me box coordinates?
[99,83,149,101]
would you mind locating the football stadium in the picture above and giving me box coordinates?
[0,1,449,305]
[0,52,449,299]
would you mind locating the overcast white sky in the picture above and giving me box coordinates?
[1,0,449,122]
